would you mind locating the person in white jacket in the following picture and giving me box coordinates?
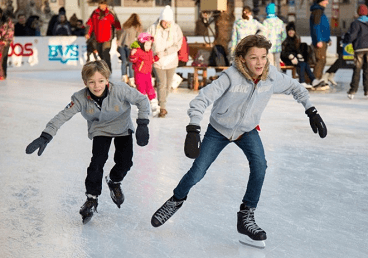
[147,5,183,118]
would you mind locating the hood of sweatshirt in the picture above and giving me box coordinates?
[234,55,270,82]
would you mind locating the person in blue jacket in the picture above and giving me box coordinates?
[309,0,331,82]
[150,35,327,248]
[343,4,368,99]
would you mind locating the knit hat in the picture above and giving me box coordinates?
[314,0,324,3]
[58,7,66,15]
[286,22,296,32]
[160,5,174,22]
[357,4,368,16]
[138,32,154,43]
[266,3,276,15]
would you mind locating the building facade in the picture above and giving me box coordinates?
[0,0,362,36]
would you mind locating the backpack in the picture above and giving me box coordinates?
[178,36,189,63]
[209,45,229,67]
[192,49,211,67]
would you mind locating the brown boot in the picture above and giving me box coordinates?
[158,109,168,118]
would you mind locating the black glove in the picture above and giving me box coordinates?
[305,107,327,138]
[184,125,201,159]
[26,132,53,156]
[136,119,149,146]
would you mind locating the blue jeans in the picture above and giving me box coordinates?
[173,124,267,208]
[118,46,133,78]
[297,61,315,83]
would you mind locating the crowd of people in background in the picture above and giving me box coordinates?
[2,0,368,99]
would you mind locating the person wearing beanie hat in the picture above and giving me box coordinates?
[357,4,368,16]
[151,35,327,249]
[343,4,368,99]
[281,22,327,90]
[309,0,331,82]
[229,6,268,59]
[85,1,121,71]
[263,3,286,71]
[147,5,183,118]
[129,32,160,116]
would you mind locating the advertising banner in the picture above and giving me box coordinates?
[7,36,119,71]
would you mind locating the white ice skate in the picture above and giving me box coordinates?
[150,99,160,117]
[239,234,266,249]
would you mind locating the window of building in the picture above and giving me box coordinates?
[156,0,172,6]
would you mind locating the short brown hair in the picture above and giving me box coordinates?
[81,60,110,83]
[235,34,272,57]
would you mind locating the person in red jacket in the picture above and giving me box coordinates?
[85,0,121,71]
[130,32,160,116]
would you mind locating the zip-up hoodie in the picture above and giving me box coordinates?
[188,57,313,141]
[43,82,150,140]
[343,16,368,52]
[309,3,330,46]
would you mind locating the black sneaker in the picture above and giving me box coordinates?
[105,176,124,208]
[79,196,98,224]
[237,203,267,241]
[151,196,186,227]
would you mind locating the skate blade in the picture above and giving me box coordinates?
[82,215,93,224]
[239,235,266,249]
[111,195,124,209]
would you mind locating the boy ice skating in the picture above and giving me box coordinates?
[26,60,150,224]
[130,32,160,116]
[151,35,327,248]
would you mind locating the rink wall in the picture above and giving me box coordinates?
[7,36,120,72]
[7,36,338,72]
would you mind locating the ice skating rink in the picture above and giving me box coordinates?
[1,68,367,258]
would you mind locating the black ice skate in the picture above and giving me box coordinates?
[151,196,186,227]
[79,195,98,224]
[237,203,267,249]
[105,175,124,208]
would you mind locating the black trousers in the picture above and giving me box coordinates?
[96,41,112,71]
[85,135,133,196]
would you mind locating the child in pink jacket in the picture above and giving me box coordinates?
[130,32,160,116]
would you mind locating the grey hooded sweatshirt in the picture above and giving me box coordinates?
[43,82,150,140]
[188,61,313,141]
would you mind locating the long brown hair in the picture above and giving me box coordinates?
[122,13,142,31]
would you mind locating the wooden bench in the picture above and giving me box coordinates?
[178,66,229,91]
[192,66,229,90]
[280,64,315,79]
[179,64,315,90]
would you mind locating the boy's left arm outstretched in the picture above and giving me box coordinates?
[121,84,151,146]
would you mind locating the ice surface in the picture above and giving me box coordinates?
[1,68,367,258]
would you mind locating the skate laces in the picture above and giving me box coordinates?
[109,182,122,199]
[155,199,183,224]
[82,198,98,212]
[240,208,264,234]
